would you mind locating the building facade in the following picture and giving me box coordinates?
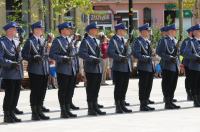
[91,0,193,31]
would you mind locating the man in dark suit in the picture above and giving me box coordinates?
[184,24,200,107]
[180,26,194,101]
[79,22,106,116]
[132,23,155,111]
[108,23,132,114]
[156,24,181,109]
[0,22,23,123]
[22,21,50,120]
[49,22,77,118]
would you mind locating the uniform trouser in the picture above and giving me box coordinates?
[29,73,48,106]
[162,70,178,101]
[3,79,21,111]
[85,73,102,103]
[185,66,192,95]
[57,73,75,106]
[189,70,200,97]
[71,74,77,102]
[113,71,130,101]
[138,70,154,102]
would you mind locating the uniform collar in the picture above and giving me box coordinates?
[33,34,41,41]
[116,34,124,40]
[88,35,96,40]
[5,36,14,42]
[195,37,200,41]
[167,35,174,40]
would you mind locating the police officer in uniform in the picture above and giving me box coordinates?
[156,24,180,109]
[0,22,23,123]
[22,21,50,120]
[132,23,155,111]
[180,26,194,101]
[79,22,106,116]
[184,24,200,107]
[108,23,132,113]
[49,22,77,118]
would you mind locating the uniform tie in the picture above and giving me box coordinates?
[121,37,125,45]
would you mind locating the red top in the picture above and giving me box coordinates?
[101,42,109,59]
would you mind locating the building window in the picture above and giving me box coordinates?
[6,0,22,22]
[143,7,152,26]
[116,11,139,29]
[164,10,176,25]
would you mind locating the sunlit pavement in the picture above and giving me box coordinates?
[0,77,199,132]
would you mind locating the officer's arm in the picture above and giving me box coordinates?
[180,40,187,56]
[78,39,95,62]
[107,39,122,61]
[156,39,172,61]
[132,40,149,62]
[22,39,33,61]
[49,39,66,63]
[184,41,199,60]
[0,42,14,68]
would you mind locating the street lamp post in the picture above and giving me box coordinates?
[178,0,183,40]
[128,0,133,38]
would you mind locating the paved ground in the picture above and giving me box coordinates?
[0,77,199,132]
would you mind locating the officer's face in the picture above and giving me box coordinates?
[89,28,99,36]
[141,30,150,38]
[6,27,17,37]
[168,30,177,37]
[194,30,200,38]
[33,28,44,37]
[61,28,71,36]
[117,29,127,36]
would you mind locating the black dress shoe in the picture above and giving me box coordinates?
[14,108,23,115]
[172,99,177,102]
[115,101,123,114]
[39,113,50,120]
[171,103,180,109]
[31,106,40,121]
[4,112,15,123]
[140,105,155,111]
[125,102,130,106]
[66,111,77,118]
[148,99,155,104]
[88,102,98,116]
[42,106,50,112]
[120,101,132,113]
[146,105,155,111]
[70,103,80,110]
[97,104,104,108]
[165,103,175,109]
[94,103,106,115]
[10,112,21,122]
[193,96,200,107]
[60,105,69,119]
[187,95,193,101]
[38,106,50,120]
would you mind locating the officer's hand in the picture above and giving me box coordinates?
[195,56,200,63]
[34,55,42,63]
[120,56,128,63]
[11,61,19,69]
[93,58,101,64]
[170,56,177,63]
[62,56,72,64]
[143,55,151,62]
